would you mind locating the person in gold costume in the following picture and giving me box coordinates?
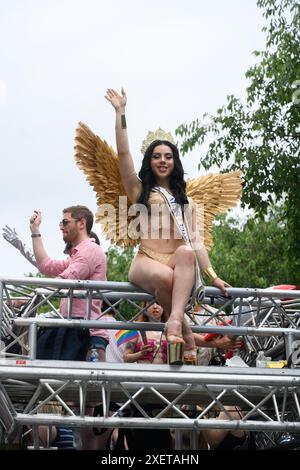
[104,88,231,364]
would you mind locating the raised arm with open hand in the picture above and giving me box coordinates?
[104,88,127,112]
[105,87,141,203]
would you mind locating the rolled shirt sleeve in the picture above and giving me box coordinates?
[39,257,69,277]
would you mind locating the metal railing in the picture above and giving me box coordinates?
[0,276,300,450]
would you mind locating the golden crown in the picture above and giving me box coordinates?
[140,128,176,155]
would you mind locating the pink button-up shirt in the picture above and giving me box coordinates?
[39,238,108,340]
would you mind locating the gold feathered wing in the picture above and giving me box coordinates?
[186,171,242,250]
[74,122,242,249]
[74,122,136,246]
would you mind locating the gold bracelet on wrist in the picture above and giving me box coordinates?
[204,266,218,281]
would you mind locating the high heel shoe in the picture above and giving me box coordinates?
[183,349,198,365]
[165,320,185,365]
[182,322,198,366]
[168,342,184,365]
[181,318,197,365]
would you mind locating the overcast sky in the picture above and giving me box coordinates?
[0,0,265,277]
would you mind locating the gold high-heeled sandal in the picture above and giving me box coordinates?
[165,320,185,365]
[183,349,198,365]
[167,342,184,365]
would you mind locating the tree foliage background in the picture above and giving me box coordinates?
[210,207,292,288]
[106,246,135,282]
[106,246,137,319]
[176,0,300,282]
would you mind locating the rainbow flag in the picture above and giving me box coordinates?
[115,329,139,347]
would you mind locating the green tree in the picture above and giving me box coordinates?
[176,0,300,278]
[106,245,138,319]
[210,207,294,288]
[106,246,135,281]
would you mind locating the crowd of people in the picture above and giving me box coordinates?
[3,87,245,451]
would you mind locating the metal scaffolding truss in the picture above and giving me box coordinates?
[1,360,300,450]
[1,277,300,449]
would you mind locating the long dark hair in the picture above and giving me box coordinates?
[137,302,168,323]
[137,140,188,207]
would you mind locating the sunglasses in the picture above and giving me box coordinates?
[59,218,80,227]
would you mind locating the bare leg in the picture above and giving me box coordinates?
[166,246,195,343]
[129,253,173,315]
[129,253,183,343]
[129,247,195,346]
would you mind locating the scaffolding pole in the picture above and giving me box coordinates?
[0,277,300,449]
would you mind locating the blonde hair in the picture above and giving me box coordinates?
[37,402,63,415]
